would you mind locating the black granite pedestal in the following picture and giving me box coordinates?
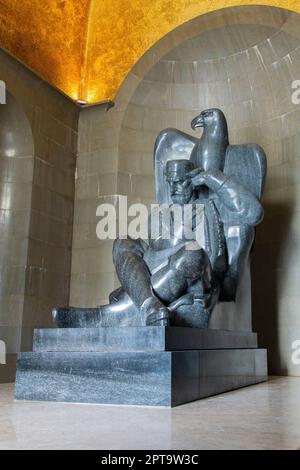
[15,327,267,407]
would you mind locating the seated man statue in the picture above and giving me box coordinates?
[111,158,220,327]
[53,109,266,329]
[54,155,263,329]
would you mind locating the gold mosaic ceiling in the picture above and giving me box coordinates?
[0,0,299,104]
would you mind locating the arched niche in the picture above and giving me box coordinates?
[115,5,300,374]
[0,90,34,382]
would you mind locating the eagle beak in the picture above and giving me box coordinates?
[191,115,204,130]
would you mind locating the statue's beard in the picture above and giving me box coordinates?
[171,193,192,205]
[197,186,209,199]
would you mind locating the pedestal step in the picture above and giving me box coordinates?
[33,327,258,352]
[15,349,267,407]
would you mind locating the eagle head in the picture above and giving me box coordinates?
[191,108,226,131]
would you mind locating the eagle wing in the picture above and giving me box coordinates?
[224,143,267,199]
[154,128,198,203]
[221,143,267,301]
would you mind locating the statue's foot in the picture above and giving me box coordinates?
[141,297,170,326]
[146,309,170,326]
[52,307,101,328]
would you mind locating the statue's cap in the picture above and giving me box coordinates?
[165,159,194,178]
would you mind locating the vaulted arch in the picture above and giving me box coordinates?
[1,1,300,103]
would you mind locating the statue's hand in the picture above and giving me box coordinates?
[168,293,194,311]
[187,168,208,188]
[141,296,170,326]
[188,168,227,192]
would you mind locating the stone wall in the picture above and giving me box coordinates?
[0,49,78,382]
[0,91,34,382]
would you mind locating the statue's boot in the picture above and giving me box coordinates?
[140,297,170,326]
[110,288,170,326]
[52,290,170,328]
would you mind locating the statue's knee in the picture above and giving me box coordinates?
[170,247,209,281]
[113,238,145,265]
[112,239,121,264]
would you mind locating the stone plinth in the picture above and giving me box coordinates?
[15,327,267,407]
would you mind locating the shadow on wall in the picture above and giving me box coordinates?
[253,198,296,376]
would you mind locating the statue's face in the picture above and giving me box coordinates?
[191,108,227,171]
[191,109,215,130]
[167,175,194,205]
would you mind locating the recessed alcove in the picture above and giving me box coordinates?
[115,5,300,374]
[71,5,300,375]
[0,49,78,383]
[0,91,34,381]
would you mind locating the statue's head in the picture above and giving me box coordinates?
[190,108,229,171]
[191,108,227,132]
[165,159,195,205]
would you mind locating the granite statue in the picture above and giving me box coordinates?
[15,108,268,406]
[53,108,267,329]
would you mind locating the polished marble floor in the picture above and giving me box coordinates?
[0,377,299,450]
